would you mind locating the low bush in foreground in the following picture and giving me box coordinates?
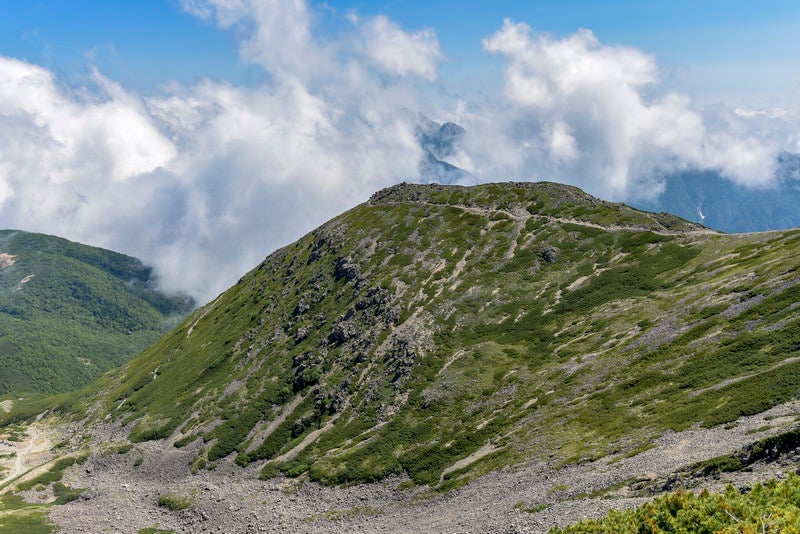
[551,474,800,533]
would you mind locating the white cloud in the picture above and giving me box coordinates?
[475,20,788,199]
[484,24,658,109]
[0,3,431,302]
[181,0,327,81]
[0,56,175,208]
[734,107,789,120]
[359,15,443,80]
[545,120,578,162]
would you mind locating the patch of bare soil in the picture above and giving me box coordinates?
[0,253,16,269]
[0,422,55,488]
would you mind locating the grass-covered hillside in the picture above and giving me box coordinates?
[0,230,194,395]
[24,181,800,490]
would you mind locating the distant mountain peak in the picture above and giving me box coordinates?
[413,114,473,184]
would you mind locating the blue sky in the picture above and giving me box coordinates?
[0,1,246,88]
[2,1,799,106]
[0,0,799,301]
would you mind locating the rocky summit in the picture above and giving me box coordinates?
[3,181,800,532]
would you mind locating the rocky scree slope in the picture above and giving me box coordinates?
[0,230,194,396]
[26,181,800,493]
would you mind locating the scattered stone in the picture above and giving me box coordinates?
[334,257,360,283]
[329,319,360,345]
[46,402,800,533]
[539,246,560,264]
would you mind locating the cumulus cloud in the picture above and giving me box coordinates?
[180,1,442,82]
[0,59,175,185]
[0,56,176,233]
[0,1,438,302]
[180,0,325,80]
[467,20,789,199]
[142,76,421,296]
[359,15,443,80]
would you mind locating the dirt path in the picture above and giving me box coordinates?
[689,355,800,397]
[424,202,718,237]
[0,423,54,488]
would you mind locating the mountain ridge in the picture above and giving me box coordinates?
[4,181,800,531]
[33,182,799,479]
[413,114,800,234]
[635,155,800,233]
[369,181,713,235]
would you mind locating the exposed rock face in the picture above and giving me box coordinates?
[329,316,361,344]
[539,245,560,264]
[293,297,310,316]
[334,257,360,283]
[383,336,418,381]
[293,326,309,343]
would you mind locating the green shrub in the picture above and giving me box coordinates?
[53,482,85,505]
[16,454,88,491]
[157,492,194,511]
[552,474,800,533]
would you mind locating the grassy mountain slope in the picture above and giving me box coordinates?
[27,181,800,491]
[0,230,194,395]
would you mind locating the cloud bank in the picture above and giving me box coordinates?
[0,1,433,301]
[457,20,788,199]
[0,4,796,302]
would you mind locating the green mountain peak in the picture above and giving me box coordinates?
[368,181,708,235]
[33,180,794,492]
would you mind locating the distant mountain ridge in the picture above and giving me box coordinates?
[635,151,800,233]
[0,229,194,395]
